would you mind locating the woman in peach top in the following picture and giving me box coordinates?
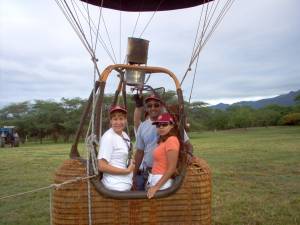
[147,112,180,199]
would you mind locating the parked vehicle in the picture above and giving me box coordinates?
[0,126,20,147]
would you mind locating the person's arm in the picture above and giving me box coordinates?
[133,123,145,175]
[133,149,144,175]
[183,130,194,164]
[134,107,143,133]
[147,149,178,199]
[98,159,134,175]
[133,94,144,132]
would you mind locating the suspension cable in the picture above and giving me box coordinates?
[139,0,165,37]
[180,1,207,85]
[119,10,122,63]
[85,3,95,53]
[190,1,211,69]
[201,0,235,50]
[61,0,95,55]
[131,0,145,37]
[190,0,220,63]
[100,13,118,63]
[74,0,117,63]
[55,0,93,56]
[92,1,103,53]
[131,12,141,37]
[181,1,211,85]
[194,0,234,63]
[67,0,116,63]
[69,0,87,41]
[188,49,201,103]
[181,0,235,86]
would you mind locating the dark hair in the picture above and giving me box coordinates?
[157,124,180,144]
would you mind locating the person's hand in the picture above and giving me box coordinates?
[126,160,135,173]
[186,153,194,165]
[147,186,159,199]
[184,142,194,165]
[132,94,144,107]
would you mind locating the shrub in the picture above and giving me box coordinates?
[280,113,300,125]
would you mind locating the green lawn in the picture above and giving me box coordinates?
[191,126,300,225]
[0,126,299,225]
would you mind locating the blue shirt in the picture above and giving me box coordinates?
[136,119,158,169]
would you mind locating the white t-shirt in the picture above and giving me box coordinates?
[98,128,133,191]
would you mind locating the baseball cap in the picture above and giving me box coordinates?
[109,105,127,114]
[145,94,162,103]
[152,113,175,125]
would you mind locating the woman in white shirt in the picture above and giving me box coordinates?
[97,105,135,191]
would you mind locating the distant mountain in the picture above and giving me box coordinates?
[211,90,300,110]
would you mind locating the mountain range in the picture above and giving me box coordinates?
[210,90,300,110]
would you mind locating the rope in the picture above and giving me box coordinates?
[0,175,96,201]
[86,137,92,225]
[87,176,92,225]
[54,0,93,56]
[180,1,206,85]
[100,12,118,63]
[78,0,117,63]
[56,0,117,64]
[131,12,141,37]
[79,0,116,63]
[85,2,95,53]
[181,0,235,86]
[119,10,122,63]
[85,133,100,175]
[188,49,201,103]
[0,185,54,201]
[62,0,95,55]
[49,188,53,225]
[69,0,87,42]
[139,0,165,37]
[181,0,211,85]
[131,0,144,37]
[83,5,105,219]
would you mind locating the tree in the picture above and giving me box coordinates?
[186,101,211,131]
[253,108,281,127]
[0,101,30,121]
[208,109,229,130]
[31,100,65,143]
[295,94,300,103]
[227,106,254,129]
[61,97,86,142]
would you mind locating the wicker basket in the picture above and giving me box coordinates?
[52,157,211,225]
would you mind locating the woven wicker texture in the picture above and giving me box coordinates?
[52,157,211,225]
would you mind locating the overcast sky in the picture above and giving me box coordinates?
[0,0,299,108]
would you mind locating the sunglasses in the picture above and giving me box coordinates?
[155,123,170,128]
[147,103,160,108]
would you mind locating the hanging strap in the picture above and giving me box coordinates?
[122,136,133,168]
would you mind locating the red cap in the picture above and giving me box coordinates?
[145,94,162,103]
[109,105,127,114]
[152,113,175,125]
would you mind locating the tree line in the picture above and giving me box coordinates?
[0,92,299,143]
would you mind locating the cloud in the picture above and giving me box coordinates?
[0,0,299,108]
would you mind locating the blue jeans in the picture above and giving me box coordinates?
[135,173,147,191]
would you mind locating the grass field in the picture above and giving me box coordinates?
[0,126,299,225]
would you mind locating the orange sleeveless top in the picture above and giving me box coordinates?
[152,136,180,174]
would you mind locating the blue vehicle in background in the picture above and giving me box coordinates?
[0,126,20,147]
